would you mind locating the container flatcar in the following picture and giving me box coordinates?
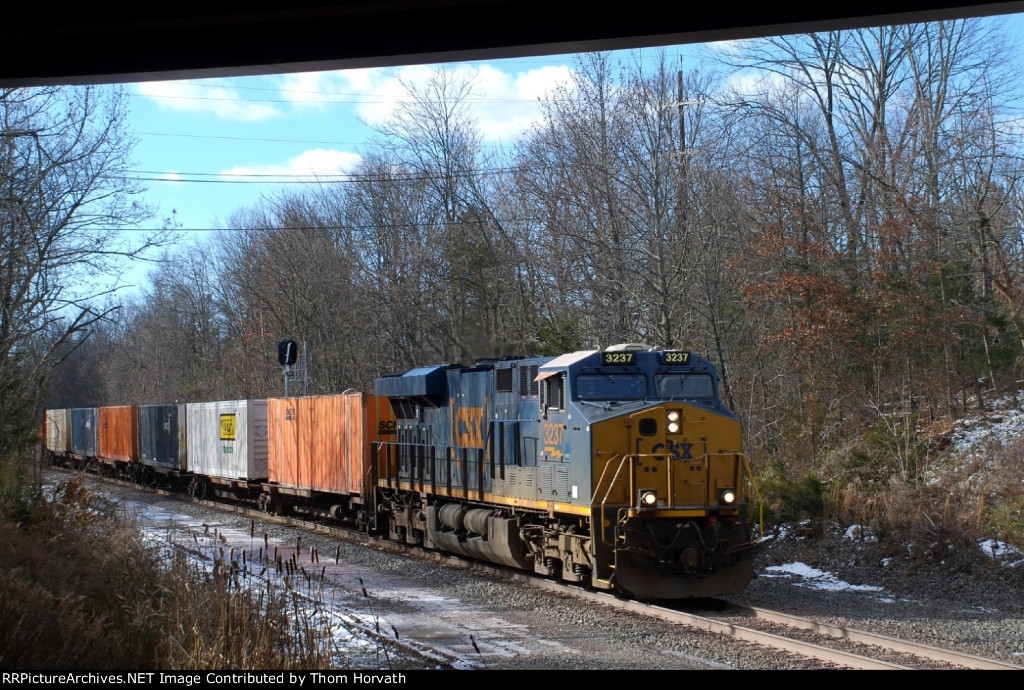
[70,407,99,461]
[263,393,393,521]
[45,408,72,459]
[98,405,138,469]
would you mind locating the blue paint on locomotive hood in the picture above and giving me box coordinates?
[374,364,449,399]
[533,348,738,425]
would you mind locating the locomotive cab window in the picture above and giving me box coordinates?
[576,374,647,401]
[654,373,715,399]
[540,373,565,412]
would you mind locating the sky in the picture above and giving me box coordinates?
[112,10,1024,294]
[115,54,597,292]
[128,58,583,234]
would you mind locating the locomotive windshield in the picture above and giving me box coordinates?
[654,373,715,399]
[576,373,647,401]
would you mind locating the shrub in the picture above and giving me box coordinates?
[0,471,337,670]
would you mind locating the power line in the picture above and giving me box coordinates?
[79,215,555,233]
[121,164,526,184]
[136,131,365,146]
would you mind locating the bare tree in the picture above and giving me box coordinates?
[1,86,159,463]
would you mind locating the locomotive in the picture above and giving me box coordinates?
[44,344,755,599]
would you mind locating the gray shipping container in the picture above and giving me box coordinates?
[45,409,72,456]
[70,408,99,458]
[138,404,188,472]
[186,400,268,480]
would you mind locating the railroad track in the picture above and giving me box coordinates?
[228,496,1024,670]
[62,468,1024,670]
[714,603,1023,670]
[502,575,1021,670]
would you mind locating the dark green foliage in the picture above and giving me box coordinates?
[755,463,832,524]
[536,315,583,356]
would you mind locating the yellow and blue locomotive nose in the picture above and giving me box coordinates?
[589,402,751,599]
[592,403,744,517]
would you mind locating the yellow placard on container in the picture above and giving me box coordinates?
[219,414,237,441]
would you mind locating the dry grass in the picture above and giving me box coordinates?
[753,404,1024,558]
[150,552,337,669]
[833,432,1024,551]
[0,473,338,670]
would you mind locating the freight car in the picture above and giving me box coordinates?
[185,399,268,499]
[44,344,755,600]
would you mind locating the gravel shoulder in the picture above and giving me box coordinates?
[733,523,1024,665]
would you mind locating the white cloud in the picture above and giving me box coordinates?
[473,64,573,141]
[219,148,362,182]
[706,38,749,58]
[160,170,183,184]
[270,62,575,141]
[135,80,282,121]
[350,64,433,127]
[321,62,574,142]
[274,69,385,109]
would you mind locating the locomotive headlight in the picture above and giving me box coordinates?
[718,487,737,505]
[666,410,680,434]
[639,490,658,508]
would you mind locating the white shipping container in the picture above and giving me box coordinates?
[186,400,268,480]
[46,408,71,455]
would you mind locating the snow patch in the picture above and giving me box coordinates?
[978,539,1024,567]
[948,393,1024,458]
[763,562,885,593]
[844,524,878,543]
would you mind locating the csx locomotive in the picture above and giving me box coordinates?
[45,345,755,599]
[374,344,754,598]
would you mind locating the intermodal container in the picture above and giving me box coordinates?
[268,393,385,495]
[99,405,138,463]
[138,404,187,471]
[186,400,268,480]
[45,409,72,456]
[70,408,99,458]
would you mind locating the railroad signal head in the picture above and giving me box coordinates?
[278,340,298,366]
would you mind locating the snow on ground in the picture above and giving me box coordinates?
[123,499,574,670]
[947,391,1024,458]
[131,501,431,669]
[843,524,877,543]
[978,539,1024,567]
[761,562,886,594]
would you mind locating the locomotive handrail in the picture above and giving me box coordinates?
[738,451,764,541]
[594,453,629,548]
[594,450,751,548]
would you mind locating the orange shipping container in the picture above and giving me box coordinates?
[99,405,138,464]
[268,393,387,496]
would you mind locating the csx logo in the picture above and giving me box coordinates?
[452,406,485,448]
[378,420,397,436]
[651,440,694,460]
